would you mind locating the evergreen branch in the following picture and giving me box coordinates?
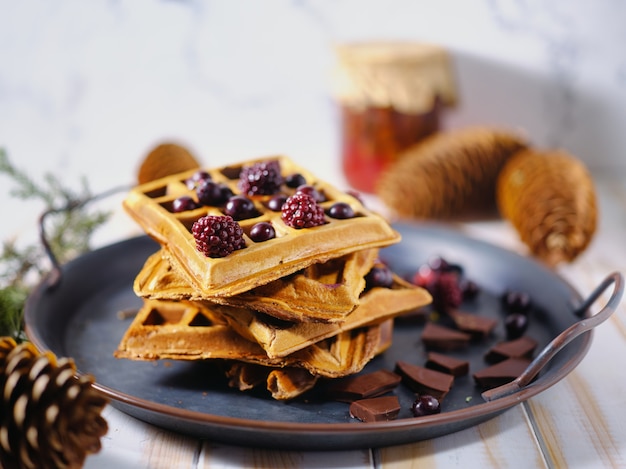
[0,148,113,339]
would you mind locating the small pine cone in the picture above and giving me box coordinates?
[0,337,108,469]
[137,142,200,185]
[496,149,598,266]
[376,127,528,219]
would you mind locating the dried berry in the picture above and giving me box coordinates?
[224,195,258,220]
[411,395,441,417]
[192,215,246,258]
[238,160,283,195]
[172,196,199,213]
[281,193,326,229]
[365,265,394,290]
[249,222,276,242]
[327,202,355,219]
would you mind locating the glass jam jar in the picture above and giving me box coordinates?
[333,42,456,193]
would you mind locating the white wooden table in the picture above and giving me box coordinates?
[81,174,625,469]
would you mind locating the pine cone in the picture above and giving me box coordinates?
[137,142,200,185]
[0,337,108,469]
[376,127,528,220]
[496,149,598,266]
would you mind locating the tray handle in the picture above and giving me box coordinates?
[482,271,624,402]
[39,184,131,291]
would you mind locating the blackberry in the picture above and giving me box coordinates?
[238,160,283,195]
[192,215,246,258]
[281,193,326,229]
[432,271,463,313]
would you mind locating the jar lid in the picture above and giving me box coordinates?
[332,42,457,113]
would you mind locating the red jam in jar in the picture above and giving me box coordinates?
[333,42,456,193]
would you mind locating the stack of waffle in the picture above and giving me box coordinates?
[115,156,431,400]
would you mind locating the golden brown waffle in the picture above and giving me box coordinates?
[223,320,395,400]
[123,155,401,297]
[206,275,431,358]
[134,247,379,323]
[115,299,387,378]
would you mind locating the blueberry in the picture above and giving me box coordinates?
[185,170,211,189]
[267,194,288,212]
[296,184,325,202]
[249,222,276,242]
[172,196,198,213]
[502,291,531,314]
[285,173,306,188]
[196,180,231,206]
[223,195,258,221]
[411,395,441,417]
[327,202,355,219]
[505,312,529,339]
[365,265,394,290]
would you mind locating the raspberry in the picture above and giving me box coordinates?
[281,193,326,229]
[192,215,246,258]
[238,160,283,195]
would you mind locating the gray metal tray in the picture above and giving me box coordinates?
[23,222,621,450]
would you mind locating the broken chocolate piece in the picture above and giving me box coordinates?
[324,369,402,402]
[450,310,497,340]
[484,336,538,364]
[421,322,470,351]
[473,357,532,390]
[349,396,401,422]
[425,351,469,377]
[395,361,454,401]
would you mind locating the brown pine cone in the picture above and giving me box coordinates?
[0,337,108,469]
[496,149,598,266]
[376,127,528,220]
[137,142,200,185]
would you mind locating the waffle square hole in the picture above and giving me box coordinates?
[189,312,214,327]
[143,308,185,326]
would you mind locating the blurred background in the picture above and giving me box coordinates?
[1,0,625,245]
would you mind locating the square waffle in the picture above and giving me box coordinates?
[204,274,431,358]
[114,299,389,379]
[122,155,401,297]
[133,247,379,323]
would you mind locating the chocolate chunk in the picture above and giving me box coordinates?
[421,322,470,351]
[473,358,532,390]
[395,361,454,401]
[425,351,469,377]
[484,336,538,364]
[324,369,401,402]
[349,395,401,422]
[450,310,497,340]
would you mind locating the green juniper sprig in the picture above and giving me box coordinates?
[0,148,112,340]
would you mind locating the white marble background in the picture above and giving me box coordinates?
[1,0,625,244]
